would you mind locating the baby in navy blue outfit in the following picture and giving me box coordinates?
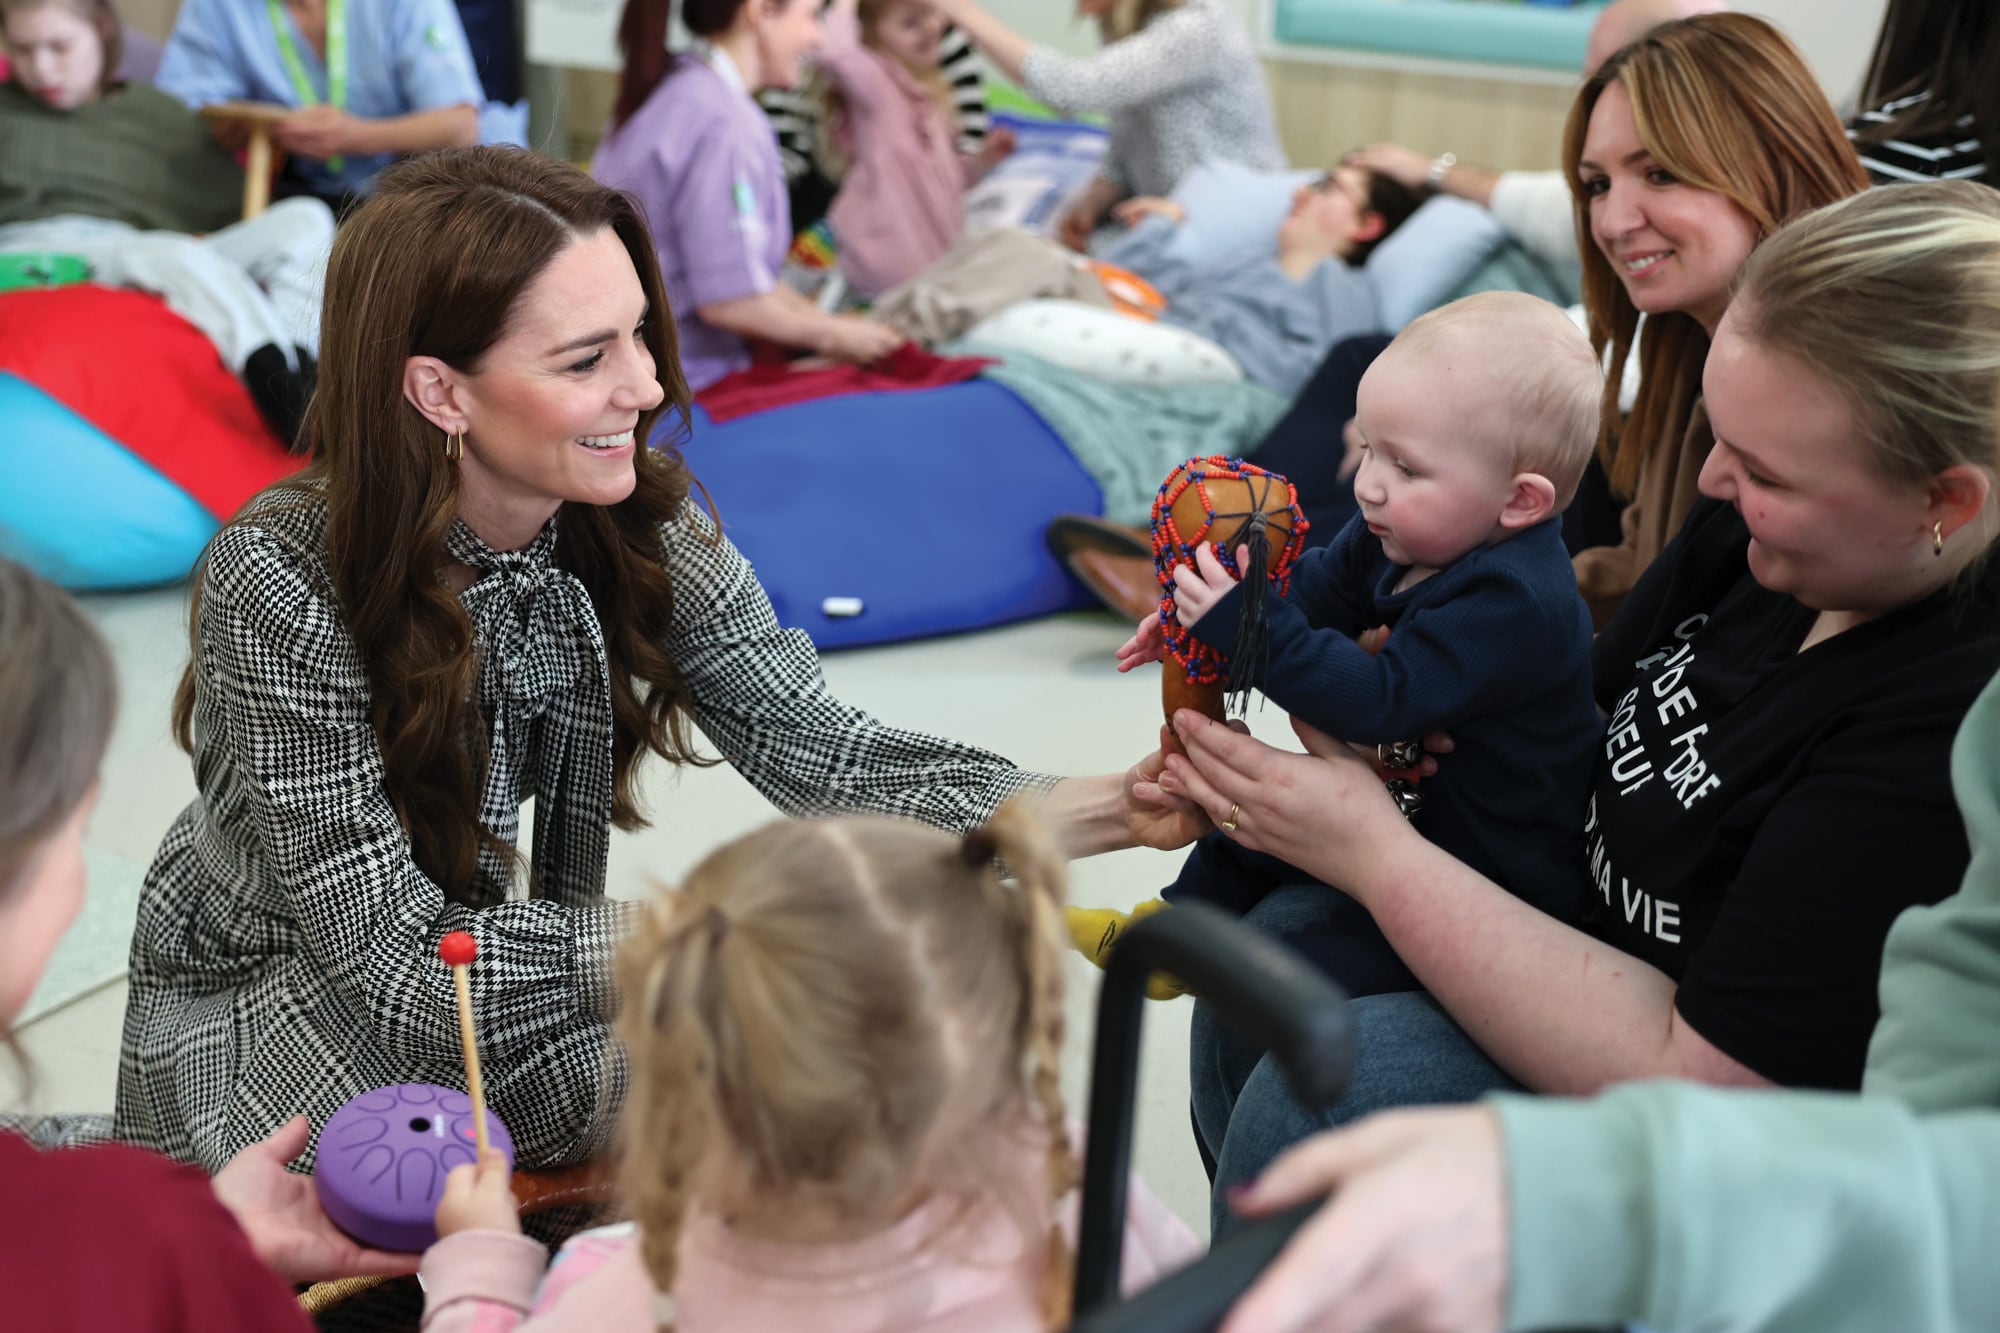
[1076,292,1605,998]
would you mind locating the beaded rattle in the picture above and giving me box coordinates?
[1151,457,1308,753]
[311,932,514,1252]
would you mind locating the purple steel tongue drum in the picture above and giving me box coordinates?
[315,930,512,1251]
[314,1082,514,1252]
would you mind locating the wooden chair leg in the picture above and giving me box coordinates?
[244,127,272,220]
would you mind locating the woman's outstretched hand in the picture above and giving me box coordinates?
[1220,1107,1508,1333]
[211,1115,422,1282]
[1160,711,1415,886]
[1123,722,1213,850]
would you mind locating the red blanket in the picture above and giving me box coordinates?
[0,284,298,519]
[695,342,993,423]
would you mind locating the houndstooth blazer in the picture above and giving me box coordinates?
[112,484,1049,1172]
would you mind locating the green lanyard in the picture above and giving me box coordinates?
[267,0,348,172]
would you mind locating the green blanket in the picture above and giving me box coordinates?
[950,340,1289,528]
[1444,237,1583,309]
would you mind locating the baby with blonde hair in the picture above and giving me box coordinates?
[1079,292,1606,999]
[418,799,1198,1331]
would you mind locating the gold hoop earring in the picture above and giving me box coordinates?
[1934,520,1945,557]
[445,427,464,463]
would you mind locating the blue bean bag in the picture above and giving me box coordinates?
[677,380,1100,649]
[0,372,219,589]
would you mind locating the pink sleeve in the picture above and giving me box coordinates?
[1114,1173,1206,1290]
[420,1231,549,1332]
[422,1228,649,1333]
[1055,1169,1206,1295]
[813,8,898,117]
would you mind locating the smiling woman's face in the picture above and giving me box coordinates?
[1698,305,1941,616]
[1577,80,1761,333]
[418,228,667,551]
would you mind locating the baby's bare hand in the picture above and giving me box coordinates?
[1116,611,1168,672]
[1171,543,1248,628]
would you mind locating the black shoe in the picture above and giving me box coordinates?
[1045,513,1150,563]
[243,344,317,454]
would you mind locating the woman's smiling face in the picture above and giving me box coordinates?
[1578,79,1761,333]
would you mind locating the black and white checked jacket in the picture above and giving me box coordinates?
[113,485,1047,1171]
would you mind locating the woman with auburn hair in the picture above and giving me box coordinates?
[1163,18,1985,1237]
[112,146,1200,1174]
[925,0,1283,250]
[1205,182,2000,1333]
[1564,11,1870,624]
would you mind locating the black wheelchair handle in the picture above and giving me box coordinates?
[1071,901,1352,1319]
[1065,1200,1319,1333]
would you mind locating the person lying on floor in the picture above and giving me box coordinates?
[0,0,329,446]
[1092,164,1421,396]
[872,162,1421,398]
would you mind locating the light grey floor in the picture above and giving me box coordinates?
[4,587,1313,1238]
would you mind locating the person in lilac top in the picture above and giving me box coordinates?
[594,0,901,391]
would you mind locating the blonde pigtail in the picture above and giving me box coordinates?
[614,895,731,1303]
[971,799,1078,1326]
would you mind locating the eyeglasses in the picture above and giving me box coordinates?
[1308,172,1370,211]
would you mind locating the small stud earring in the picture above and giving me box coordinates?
[1934,520,1945,557]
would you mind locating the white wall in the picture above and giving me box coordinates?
[1740,0,1888,107]
[519,0,1890,103]
[979,0,1892,104]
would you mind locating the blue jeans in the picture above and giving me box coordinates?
[1189,885,1521,1236]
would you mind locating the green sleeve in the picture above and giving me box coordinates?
[1496,1083,2000,1332]
[1866,671,2000,1113]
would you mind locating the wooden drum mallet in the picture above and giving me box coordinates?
[438,930,490,1156]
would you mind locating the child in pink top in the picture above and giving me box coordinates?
[418,799,1202,1332]
[818,0,1014,298]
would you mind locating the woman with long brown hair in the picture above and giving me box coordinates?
[1564,11,1869,624]
[111,146,1199,1174]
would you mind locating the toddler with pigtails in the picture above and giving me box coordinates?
[816,0,1014,298]
[417,799,1199,1331]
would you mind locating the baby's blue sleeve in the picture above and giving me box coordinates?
[393,0,485,113]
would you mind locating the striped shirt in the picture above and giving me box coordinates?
[1848,92,1990,186]
[760,25,988,185]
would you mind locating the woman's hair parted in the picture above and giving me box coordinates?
[615,799,1078,1324]
[1734,182,2000,490]
[172,146,708,909]
[1561,12,1868,497]
[0,0,121,90]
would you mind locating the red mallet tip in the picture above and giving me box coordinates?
[438,931,478,967]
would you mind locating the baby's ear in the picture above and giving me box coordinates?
[1498,473,1557,530]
